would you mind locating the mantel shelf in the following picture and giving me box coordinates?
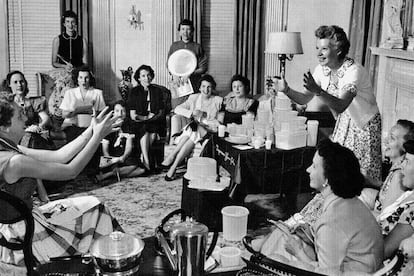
[371,47,414,61]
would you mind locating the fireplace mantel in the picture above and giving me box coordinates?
[371,47,414,61]
[371,47,414,138]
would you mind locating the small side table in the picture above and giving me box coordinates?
[181,177,234,232]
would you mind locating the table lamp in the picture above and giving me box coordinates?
[265,32,303,78]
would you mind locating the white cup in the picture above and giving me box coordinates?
[77,114,92,128]
[307,120,319,146]
[219,247,241,267]
[221,206,249,241]
[218,125,226,137]
[265,139,272,150]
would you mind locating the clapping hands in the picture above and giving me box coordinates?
[303,70,322,95]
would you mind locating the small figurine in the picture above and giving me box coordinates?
[119,66,133,101]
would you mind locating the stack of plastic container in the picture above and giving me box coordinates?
[273,93,307,150]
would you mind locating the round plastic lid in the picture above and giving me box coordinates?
[168,49,197,76]
[90,231,145,260]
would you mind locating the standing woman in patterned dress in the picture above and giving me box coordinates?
[275,25,382,223]
[276,25,382,182]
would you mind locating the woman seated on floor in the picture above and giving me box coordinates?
[219,74,258,125]
[127,65,166,173]
[3,70,56,202]
[98,100,145,181]
[161,74,222,181]
[254,139,384,274]
[0,92,122,266]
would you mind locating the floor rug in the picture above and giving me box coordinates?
[69,173,182,239]
[42,145,184,239]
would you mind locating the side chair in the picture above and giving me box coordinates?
[0,191,38,276]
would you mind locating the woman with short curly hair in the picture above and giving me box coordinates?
[275,25,382,182]
[0,93,121,268]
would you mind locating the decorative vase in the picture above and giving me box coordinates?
[119,66,133,101]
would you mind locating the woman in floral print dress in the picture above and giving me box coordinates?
[274,25,382,225]
[377,140,414,261]
[276,25,381,181]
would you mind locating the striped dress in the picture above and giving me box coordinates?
[0,138,122,265]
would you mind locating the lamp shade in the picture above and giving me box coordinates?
[265,32,303,55]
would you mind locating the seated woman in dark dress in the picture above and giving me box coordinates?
[98,100,145,181]
[220,74,258,125]
[127,65,166,172]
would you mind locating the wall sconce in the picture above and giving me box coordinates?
[265,32,303,77]
[128,5,144,30]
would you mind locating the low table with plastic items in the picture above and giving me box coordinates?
[202,135,316,211]
[35,236,238,276]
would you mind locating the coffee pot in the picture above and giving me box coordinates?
[155,210,218,276]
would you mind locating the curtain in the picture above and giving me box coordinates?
[233,0,265,95]
[179,0,204,44]
[348,0,383,83]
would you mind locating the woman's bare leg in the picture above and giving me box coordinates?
[120,165,146,177]
[166,139,195,178]
[36,179,49,203]
[140,132,158,170]
[140,133,151,170]
[162,135,189,166]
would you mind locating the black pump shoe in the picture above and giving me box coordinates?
[164,174,176,182]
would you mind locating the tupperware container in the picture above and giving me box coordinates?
[275,130,307,150]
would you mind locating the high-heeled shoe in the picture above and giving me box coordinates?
[164,173,176,182]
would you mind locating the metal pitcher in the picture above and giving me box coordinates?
[155,216,218,276]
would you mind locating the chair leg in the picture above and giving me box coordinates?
[114,167,121,182]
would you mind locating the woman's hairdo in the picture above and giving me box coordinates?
[178,19,194,32]
[199,74,217,90]
[317,139,364,198]
[404,140,414,154]
[62,10,78,23]
[3,71,29,96]
[397,119,414,142]
[72,65,96,87]
[133,65,155,83]
[231,74,250,94]
[0,91,15,128]
[112,99,126,109]
[315,25,350,60]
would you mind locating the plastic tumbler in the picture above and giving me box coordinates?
[221,206,249,241]
[307,120,319,146]
[218,125,226,137]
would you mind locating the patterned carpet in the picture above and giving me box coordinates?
[42,145,184,239]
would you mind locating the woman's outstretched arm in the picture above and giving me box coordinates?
[5,109,117,183]
[18,108,115,164]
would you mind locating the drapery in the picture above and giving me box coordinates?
[178,0,204,44]
[348,0,383,83]
[233,0,265,95]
